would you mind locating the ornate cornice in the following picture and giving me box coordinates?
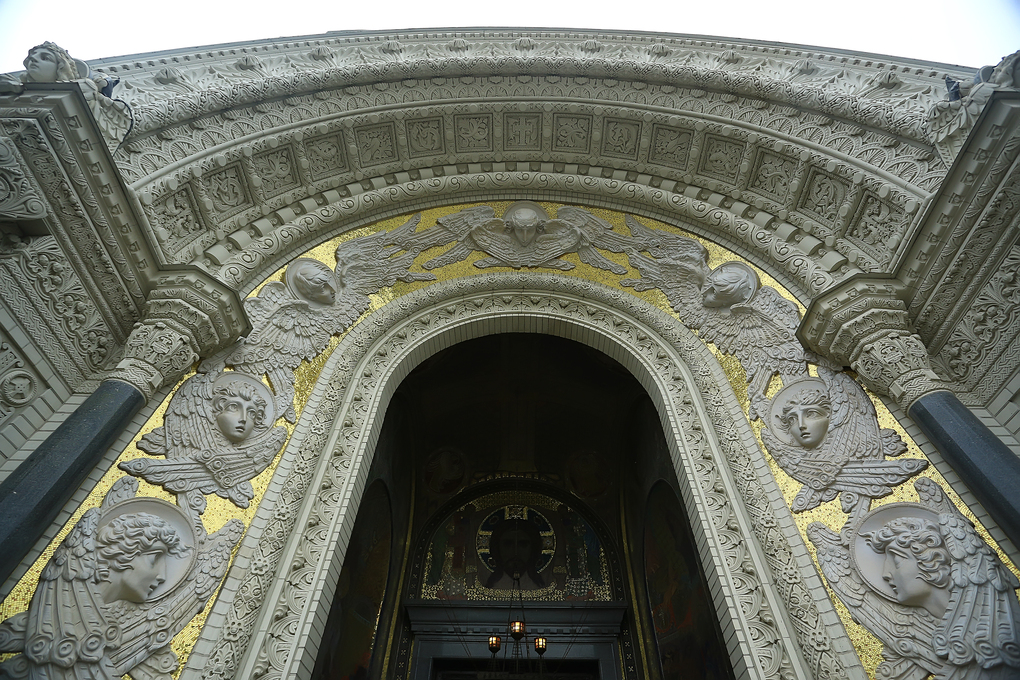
[86,30,963,144]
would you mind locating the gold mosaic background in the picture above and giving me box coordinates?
[2,202,1018,680]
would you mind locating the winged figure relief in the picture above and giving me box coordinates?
[808,478,1020,680]
[201,215,434,422]
[118,371,288,513]
[0,477,243,680]
[761,364,928,514]
[620,216,806,419]
[396,202,636,274]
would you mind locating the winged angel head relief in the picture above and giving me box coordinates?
[0,477,243,679]
[809,479,1020,680]
[119,371,288,513]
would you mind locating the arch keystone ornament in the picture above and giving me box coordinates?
[185,273,861,680]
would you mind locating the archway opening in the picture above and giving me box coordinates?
[311,333,734,680]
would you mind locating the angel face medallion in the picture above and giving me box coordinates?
[853,504,951,618]
[771,378,831,450]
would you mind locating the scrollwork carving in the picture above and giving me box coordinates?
[0,137,47,223]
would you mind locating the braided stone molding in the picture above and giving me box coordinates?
[85,31,963,144]
[851,331,946,412]
[187,274,862,680]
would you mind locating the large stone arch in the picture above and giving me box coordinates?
[183,273,864,680]
[100,30,957,304]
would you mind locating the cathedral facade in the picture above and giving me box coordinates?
[0,30,1019,680]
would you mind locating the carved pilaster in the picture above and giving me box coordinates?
[850,331,945,412]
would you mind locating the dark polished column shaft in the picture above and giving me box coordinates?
[909,391,1020,550]
[0,380,144,588]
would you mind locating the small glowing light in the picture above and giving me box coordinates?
[510,621,525,640]
[488,635,501,653]
[534,637,547,655]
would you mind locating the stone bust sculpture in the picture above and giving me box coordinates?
[21,42,79,83]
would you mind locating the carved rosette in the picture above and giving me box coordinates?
[851,331,946,412]
[112,318,198,400]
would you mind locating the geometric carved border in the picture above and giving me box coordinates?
[184,274,864,680]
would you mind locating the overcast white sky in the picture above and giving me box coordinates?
[0,0,1018,75]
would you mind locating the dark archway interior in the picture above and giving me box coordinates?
[312,334,734,680]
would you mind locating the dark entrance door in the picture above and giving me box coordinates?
[432,658,600,680]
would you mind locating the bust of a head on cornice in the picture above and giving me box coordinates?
[22,41,80,83]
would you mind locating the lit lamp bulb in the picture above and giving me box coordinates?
[488,635,501,654]
[510,621,525,640]
[534,637,547,655]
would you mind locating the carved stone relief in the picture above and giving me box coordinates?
[198,217,434,421]
[0,137,47,226]
[1,43,132,153]
[399,202,636,274]
[761,365,927,514]
[187,273,857,680]
[454,114,492,153]
[120,371,288,513]
[0,476,243,679]
[810,478,1020,680]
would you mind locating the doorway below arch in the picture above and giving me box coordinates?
[310,333,735,680]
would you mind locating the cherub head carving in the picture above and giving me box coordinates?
[22,42,77,83]
[503,201,549,246]
[701,261,759,308]
[863,517,951,617]
[769,378,831,449]
[211,374,271,444]
[95,512,189,604]
[777,386,831,449]
[285,258,338,307]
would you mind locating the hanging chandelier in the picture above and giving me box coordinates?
[487,574,548,676]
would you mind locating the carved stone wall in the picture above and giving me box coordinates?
[183,273,861,680]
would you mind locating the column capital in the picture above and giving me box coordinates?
[800,274,946,411]
[109,268,249,400]
[850,331,946,412]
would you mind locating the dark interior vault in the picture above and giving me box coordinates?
[311,334,735,680]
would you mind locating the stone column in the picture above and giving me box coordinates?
[801,280,1020,550]
[0,273,247,586]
